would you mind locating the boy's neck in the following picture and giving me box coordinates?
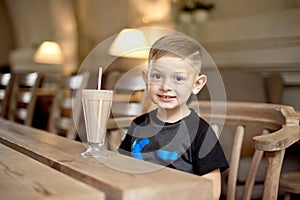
[156,105,191,123]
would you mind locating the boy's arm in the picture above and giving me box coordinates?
[201,169,221,200]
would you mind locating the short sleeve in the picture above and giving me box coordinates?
[192,125,229,175]
[118,123,134,156]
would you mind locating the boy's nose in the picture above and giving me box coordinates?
[161,78,174,91]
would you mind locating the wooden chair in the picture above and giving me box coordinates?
[280,172,300,200]
[0,73,13,118]
[8,72,42,126]
[279,109,300,200]
[189,101,300,200]
[47,72,90,139]
[105,68,147,150]
[108,69,146,117]
[107,101,300,200]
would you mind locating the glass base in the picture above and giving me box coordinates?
[81,143,108,158]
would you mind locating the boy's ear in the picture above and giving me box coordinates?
[192,74,207,95]
[141,70,148,89]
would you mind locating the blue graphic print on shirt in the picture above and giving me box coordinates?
[157,150,178,161]
[132,138,179,161]
[132,138,149,160]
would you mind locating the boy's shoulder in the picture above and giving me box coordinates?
[185,109,210,128]
[132,110,153,125]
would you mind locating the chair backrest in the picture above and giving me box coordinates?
[47,72,90,139]
[104,68,148,151]
[188,101,300,200]
[108,69,147,118]
[8,72,42,126]
[0,73,14,118]
[108,101,300,200]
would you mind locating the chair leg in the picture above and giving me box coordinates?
[262,150,285,200]
[284,192,291,200]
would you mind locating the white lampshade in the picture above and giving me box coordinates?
[108,28,149,59]
[33,41,65,64]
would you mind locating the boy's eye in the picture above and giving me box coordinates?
[175,76,184,82]
[152,73,161,80]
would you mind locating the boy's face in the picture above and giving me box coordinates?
[143,56,206,111]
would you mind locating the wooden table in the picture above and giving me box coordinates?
[0,118,213,200]
[0,143,105,200]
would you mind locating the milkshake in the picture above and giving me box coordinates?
[81,89,113,157]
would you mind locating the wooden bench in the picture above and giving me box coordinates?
[0,143,105,200]
[0,118,212,200]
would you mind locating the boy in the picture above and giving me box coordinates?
[119,34,228,199]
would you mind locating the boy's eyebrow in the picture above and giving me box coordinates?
[149,66,163,73]
[150,67,190,76]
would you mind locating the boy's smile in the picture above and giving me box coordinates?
[157,94,176,102]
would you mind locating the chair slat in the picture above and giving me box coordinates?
[0,73,11,85]
[66,75,84,89]
[241,149,264,200]
[15,108,28,121]
[0,90,5,100]
[18,72,39,86]
[56,117,71,130]
[60,98,73,109]
[0,73,13,118]
[242,129,269,200]
[18,91,32,103]
[226,125,245,200]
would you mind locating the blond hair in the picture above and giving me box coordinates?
[148,34,203,72]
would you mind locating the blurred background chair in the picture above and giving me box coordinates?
[7,72,42,126]
[104,68,148,151]
[47,72,90,140]
[0,73,13,118]
[110,69,146,117]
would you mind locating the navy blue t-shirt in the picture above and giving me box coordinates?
[119,109,229,175]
